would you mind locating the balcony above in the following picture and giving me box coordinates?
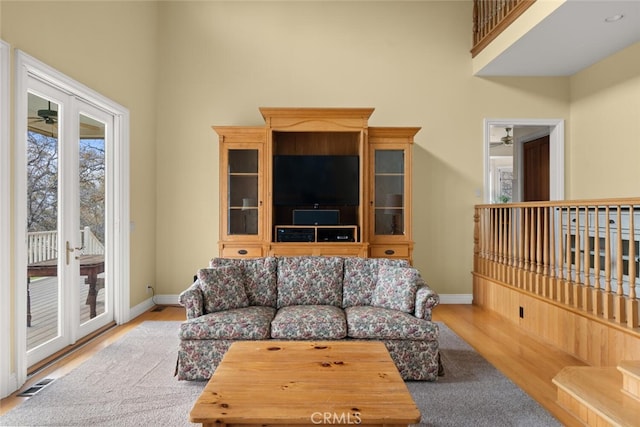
[472,0,640,76]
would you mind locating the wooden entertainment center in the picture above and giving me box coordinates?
[214,107,420,262]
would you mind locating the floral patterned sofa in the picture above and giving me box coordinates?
[176,256,440,381]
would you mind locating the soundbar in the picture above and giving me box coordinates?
[293,209,340,226]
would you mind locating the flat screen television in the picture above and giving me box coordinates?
[273,155,359,206]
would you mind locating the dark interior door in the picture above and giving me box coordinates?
[523,135,550,201]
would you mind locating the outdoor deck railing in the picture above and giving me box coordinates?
[27,226,104,264]
[474,198,640,328]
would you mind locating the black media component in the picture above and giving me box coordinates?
[273,155,359,206]
[276,228,315,242]
[317,228,355,242]
[293,209,340,226]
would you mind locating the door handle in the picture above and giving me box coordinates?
[66,241,84,265]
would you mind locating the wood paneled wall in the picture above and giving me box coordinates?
[473,274,640,367]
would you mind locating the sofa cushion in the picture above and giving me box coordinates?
[197,266,249,313]
[179,306,276,340]
[345,306,438,340]
[276,256,343,308]
[271,305,347,339]
[342,258,410,307]
[210,257,277,307]
[372,265,419,313]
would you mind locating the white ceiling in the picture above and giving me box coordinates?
[476,0,640,76]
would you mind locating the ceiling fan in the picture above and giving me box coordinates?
[29,101,58,125]
[490,127,513,147]
[28,106,106,139]
[28,101,59,137]
[31,101,58,125]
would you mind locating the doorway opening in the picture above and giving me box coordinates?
[484,119,564,204]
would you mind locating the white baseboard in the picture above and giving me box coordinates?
[438,294,473,304]
[129,297,156,321]
[153,294,180,306]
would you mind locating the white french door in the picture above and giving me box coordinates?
[15,51,130,379]
[24,81,113,366]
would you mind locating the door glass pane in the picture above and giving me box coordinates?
[489,126,515,204]
[26,93,60,351]
[79,114,106,324]
[228,149,259,235]
[374,150,404,235]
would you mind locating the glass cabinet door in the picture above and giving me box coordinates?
[373,149,405,236]
[227,148,260,236]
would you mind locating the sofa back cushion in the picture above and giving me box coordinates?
[197,266,249,313]
[209,257,277,307]
[371,265,420,313]
[342,257,410,307]
[276,256,344,308]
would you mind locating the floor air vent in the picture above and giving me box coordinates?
[17,378,55,397]
[151,306,165,312]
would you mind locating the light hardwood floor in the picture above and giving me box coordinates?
[0,304,584,425]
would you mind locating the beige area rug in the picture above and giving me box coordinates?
[0,321,560,426]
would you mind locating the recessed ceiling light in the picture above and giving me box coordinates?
[605,14,624,23]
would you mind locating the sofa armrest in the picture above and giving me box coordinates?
[414,277,439,320]
[178,280,204,319]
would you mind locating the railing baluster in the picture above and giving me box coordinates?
[497,209,504,270]
[549,206,557,299]
[474,207,480,273]
[542,206,549,297]
[565,209,574,305]
[570,206,580,307]
[604,206,614,319]
[583,206,592,312]
[593,208,602,316]
[484,209,490,275]
[628,208,636,299]
[574,206,580,283]
[535,206,543,293]
[482,208,489,274]
[615,206,626,323]
[492,208,499,276]
[616,206,624,293]
[518,207,524,287]
[628,206,638,328]
[524,207,531,290]
[557,207,565,302]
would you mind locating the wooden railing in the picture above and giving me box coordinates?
[474,198,640,328]
[27,226,104,264]
[471,0,536,57]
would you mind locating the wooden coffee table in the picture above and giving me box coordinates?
[189,341,421,427]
